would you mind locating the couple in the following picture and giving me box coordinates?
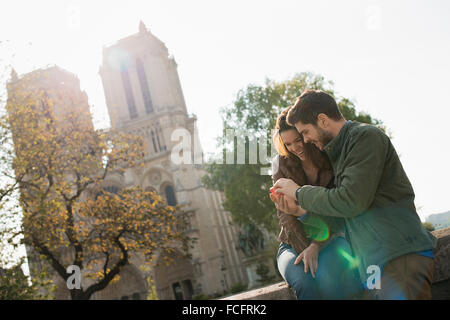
[270,90,437,300]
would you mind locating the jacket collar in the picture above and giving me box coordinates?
[324,120,353,162]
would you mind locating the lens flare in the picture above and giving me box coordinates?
[337,247,360,270]
[106,47,132,71]
[304,215,329,242]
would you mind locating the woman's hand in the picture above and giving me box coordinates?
[273,178,300,200]
[294,242,320,278]
[269,193,306,217]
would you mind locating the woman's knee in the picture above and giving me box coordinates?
[290,271,320,300]
[277,253,319,299]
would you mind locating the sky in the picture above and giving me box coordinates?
[1,0,450,224]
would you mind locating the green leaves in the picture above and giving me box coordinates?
[0,257,54,300]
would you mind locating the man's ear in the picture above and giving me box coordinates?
[317,113,329,128]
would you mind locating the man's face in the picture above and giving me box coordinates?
[294,121,334,151]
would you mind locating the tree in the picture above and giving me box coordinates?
[0,257,54,300]
[0,70,192,300]
[202,72,384,234]
[255,262,276,286]
[230,282,248,294]
[422,222,435,232]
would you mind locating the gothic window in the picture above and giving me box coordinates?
[95,185,119,200]
[156,129,162,151]
[151,130,158,153]
[131,292,141,300]
[182,280,194,299]
[158,127,167,151]
[136,58,154,114]
[104,186,119,195]
[39,100,55,130]
[172,282,184,300]
[145,186,157,204]
[164,185,177,206]
[120,63,138,119]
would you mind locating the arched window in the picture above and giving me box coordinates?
[145,186,157,204]
[164,185,177,206]
[172,282,183,300]
[120,62,137,119]
[157,127,167,151]
[131,292,141,300]
[136,58,154,114]
[95,185,120,200]
[156,129,162,151]
[151,130,158,153]
[182,280,194,299]
[104,186,119,195]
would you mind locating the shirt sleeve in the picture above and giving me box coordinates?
[297,127,388,218]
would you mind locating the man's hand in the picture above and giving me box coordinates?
[269,193,306,216]
[294,242,320,278]
[273,178,300,200]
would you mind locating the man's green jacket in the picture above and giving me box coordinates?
[297,121,437,282]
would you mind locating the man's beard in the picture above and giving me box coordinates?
[316,126,334,149]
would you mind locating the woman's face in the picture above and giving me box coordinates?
[280,129,306,161]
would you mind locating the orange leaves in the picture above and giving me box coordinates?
[2,74,193,297]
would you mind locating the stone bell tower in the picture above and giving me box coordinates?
[98,21,249,299]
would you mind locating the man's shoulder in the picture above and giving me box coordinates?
[348,121,387,141]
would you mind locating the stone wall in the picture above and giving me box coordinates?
[430,227,450,299]
[222,227,450,300]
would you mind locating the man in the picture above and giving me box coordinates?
[273,90,437,300]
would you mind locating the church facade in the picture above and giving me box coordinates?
[96,22,251,299]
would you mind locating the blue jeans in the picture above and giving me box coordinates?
[277,237,363,300]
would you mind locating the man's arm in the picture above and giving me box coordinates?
[297,127,389,218]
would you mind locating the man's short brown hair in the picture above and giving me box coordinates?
[287,90,343,126]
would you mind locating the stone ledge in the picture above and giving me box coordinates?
[221,228,450,300]
[220,282,295,300]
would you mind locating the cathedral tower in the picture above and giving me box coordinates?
[99,22,248,299]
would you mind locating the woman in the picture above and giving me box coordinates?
[271,106,362,300]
